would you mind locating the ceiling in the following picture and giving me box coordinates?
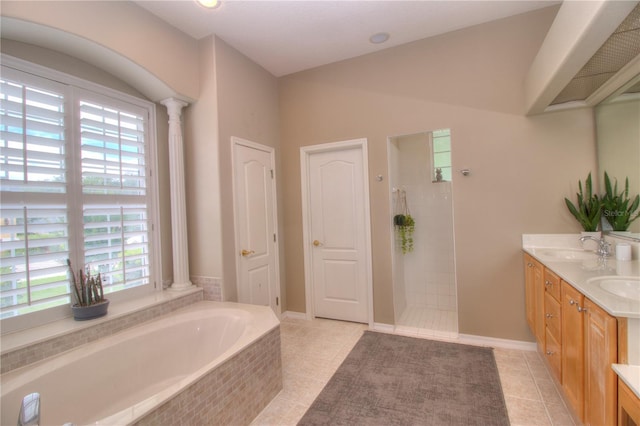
[134,0,559,77]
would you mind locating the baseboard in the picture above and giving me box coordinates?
[370,323,536,351]
[371,322,395,333]
[281,311,308,320]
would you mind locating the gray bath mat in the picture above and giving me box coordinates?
[298,331,510,425]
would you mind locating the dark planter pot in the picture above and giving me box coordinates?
[71,299,109,321]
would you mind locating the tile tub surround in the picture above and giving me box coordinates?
[134,326,282,426]
[1,288,203,374]
[191,275,223,301]
[251,317,574,426]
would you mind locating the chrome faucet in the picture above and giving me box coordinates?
[18,392,40,426]
[580,235,612,258]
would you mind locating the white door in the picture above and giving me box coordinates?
[301,139,372,324]
[232,138,280,314]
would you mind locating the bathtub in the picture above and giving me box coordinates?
[1,301,282,425]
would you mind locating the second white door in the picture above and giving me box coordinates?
[302,139,371,324]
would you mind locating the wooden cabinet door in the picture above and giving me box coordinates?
[562,281,585,422]
[584,298,617,426]
[524,254,536,334]
[524,254,544,342]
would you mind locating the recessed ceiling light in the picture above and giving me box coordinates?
[196,0,221,9]
[369,32,390,44]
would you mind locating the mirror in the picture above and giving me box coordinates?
[595,74,640,240]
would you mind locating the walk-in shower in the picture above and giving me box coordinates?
[388,130,458,337]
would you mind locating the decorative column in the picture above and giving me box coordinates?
[161,98,193,290]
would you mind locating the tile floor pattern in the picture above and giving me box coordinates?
[396,306,459,339]
[251,317,575,426]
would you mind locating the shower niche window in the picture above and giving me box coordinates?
[388,130,458,337]
[432,129,451,182]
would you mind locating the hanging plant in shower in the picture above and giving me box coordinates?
[393,189,415,254]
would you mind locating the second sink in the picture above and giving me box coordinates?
[587,276,640,301]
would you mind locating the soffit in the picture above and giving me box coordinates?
[551,3,640,106]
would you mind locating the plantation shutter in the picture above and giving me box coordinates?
[78,93,151,294]
[0,62,155,322]
[0,68,71,316]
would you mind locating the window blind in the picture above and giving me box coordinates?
[0,64,155,321]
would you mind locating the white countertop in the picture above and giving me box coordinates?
[613,364,640,399]
[523,235,640,319]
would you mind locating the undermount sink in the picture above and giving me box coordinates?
[587,276,640,301]
[536,248,598,261]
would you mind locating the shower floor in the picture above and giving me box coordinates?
[395,306,458,339]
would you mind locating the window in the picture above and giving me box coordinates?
[0,57,159,328]
[432,129,452,182]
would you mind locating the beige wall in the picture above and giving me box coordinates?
[1,1,200,101]
[213,37,282,302]
[279,7,597,340]
[181,36,283,299]
[183,37,224,281]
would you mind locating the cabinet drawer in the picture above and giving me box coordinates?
[545,292,562,340]
[544,269,561,302]
[545,328,562,382]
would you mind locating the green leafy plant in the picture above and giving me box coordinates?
[394,214,415,254]
[601,172,640,231]
[67,259,105,307]
[564,172,602,232]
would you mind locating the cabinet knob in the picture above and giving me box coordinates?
[527,262,533,267]
[545,313,553,318]
[546,350,554,356]
[569,299,576,306]
[577,305,587,313]
[545,280,552,287]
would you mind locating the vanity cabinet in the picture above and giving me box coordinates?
[524,253,619,425]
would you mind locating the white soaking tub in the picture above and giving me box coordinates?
[1,301,281,425]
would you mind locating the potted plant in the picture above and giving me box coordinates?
[564,172,602,232]
[393,189,415,254]
[395,214,415,254]
[67,259,109,321]
[601,171,640,231]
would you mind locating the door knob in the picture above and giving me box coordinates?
[241,249,255,257]
[313,240,322,247]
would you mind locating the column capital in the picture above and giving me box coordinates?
[160,98,189,117]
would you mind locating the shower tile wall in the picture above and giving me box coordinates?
[390,133,457,332]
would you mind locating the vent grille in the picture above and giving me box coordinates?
[551,3,640,105]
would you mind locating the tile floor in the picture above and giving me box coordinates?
[396,306,458,339]
[251,317,575,426]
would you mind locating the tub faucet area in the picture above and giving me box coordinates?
[580,235,612,257]
[18,392,40,426]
